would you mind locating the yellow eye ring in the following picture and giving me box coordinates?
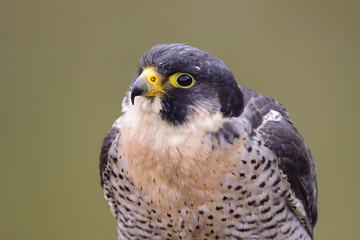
[169,73,195,88]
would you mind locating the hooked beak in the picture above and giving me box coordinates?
[131,73,149,105]
[130,68,165,105]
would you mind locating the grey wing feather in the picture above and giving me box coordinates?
[240,86,318,234]
[99,126,120,187]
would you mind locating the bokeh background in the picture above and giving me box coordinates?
[1,1,359,239]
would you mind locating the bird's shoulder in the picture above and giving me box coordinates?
[238,86,317,233]
[99,119,121,187]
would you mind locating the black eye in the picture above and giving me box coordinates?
[177,74,193,87]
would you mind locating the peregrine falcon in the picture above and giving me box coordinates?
[100,44,317,240]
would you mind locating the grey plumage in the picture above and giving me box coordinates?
[100,44,317,239]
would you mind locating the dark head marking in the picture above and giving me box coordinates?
[136,44,244,125]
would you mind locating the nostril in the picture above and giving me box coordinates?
[150,76,156,82]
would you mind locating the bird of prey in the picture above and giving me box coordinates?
[100,44,317,240]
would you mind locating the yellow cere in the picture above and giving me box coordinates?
[142,67,165,96]
[142,67,161,83]
[169,72,195,88]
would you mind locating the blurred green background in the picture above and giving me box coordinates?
[1,0,359,239]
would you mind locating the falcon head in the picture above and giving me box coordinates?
[126,44,243,126]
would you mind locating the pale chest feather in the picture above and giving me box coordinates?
[103,106,311,239]
[117,104,233,207]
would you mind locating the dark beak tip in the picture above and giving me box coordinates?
[130,86,145,105]
[130,93,135,105]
